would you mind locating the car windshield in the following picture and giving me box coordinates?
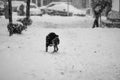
[47,4,55,7]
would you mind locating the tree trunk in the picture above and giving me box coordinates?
[26,0,30,19]
[8,0,12,23]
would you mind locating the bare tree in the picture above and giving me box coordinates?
[22,0,32,26]
[8,0,12,23]
[26,0,30,20]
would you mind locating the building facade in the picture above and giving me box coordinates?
[112,0,120,12]
[59,0,90,9]
[30,0,90,8]
[1,0,92,9]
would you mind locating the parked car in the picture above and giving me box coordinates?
[17,3,42,16]
[48,3,86,16]
[39,2,73,16]
[39,6,47,14]
[45,9,72,16]
[39,2,67,15]
[39,2,86,16]
[29,4,42,16]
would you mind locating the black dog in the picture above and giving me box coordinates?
[46,32,60,52]
[7,22,27,36]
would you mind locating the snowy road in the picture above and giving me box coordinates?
[0,16,120,80]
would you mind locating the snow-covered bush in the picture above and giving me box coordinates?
[7,22,27,36]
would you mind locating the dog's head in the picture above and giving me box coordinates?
[56,35,59,37]
[48,32,56,35]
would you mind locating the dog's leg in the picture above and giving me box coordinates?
[56,46,58,52]
[46,44,48,52]
[46,47,48,52]
[52,45,55,53]
[53,45,56,52]
[53,45,58,52]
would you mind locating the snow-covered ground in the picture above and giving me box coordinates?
[0,15,120,80]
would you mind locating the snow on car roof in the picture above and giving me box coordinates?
[48,2,67,5]
[48,3,86,14]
